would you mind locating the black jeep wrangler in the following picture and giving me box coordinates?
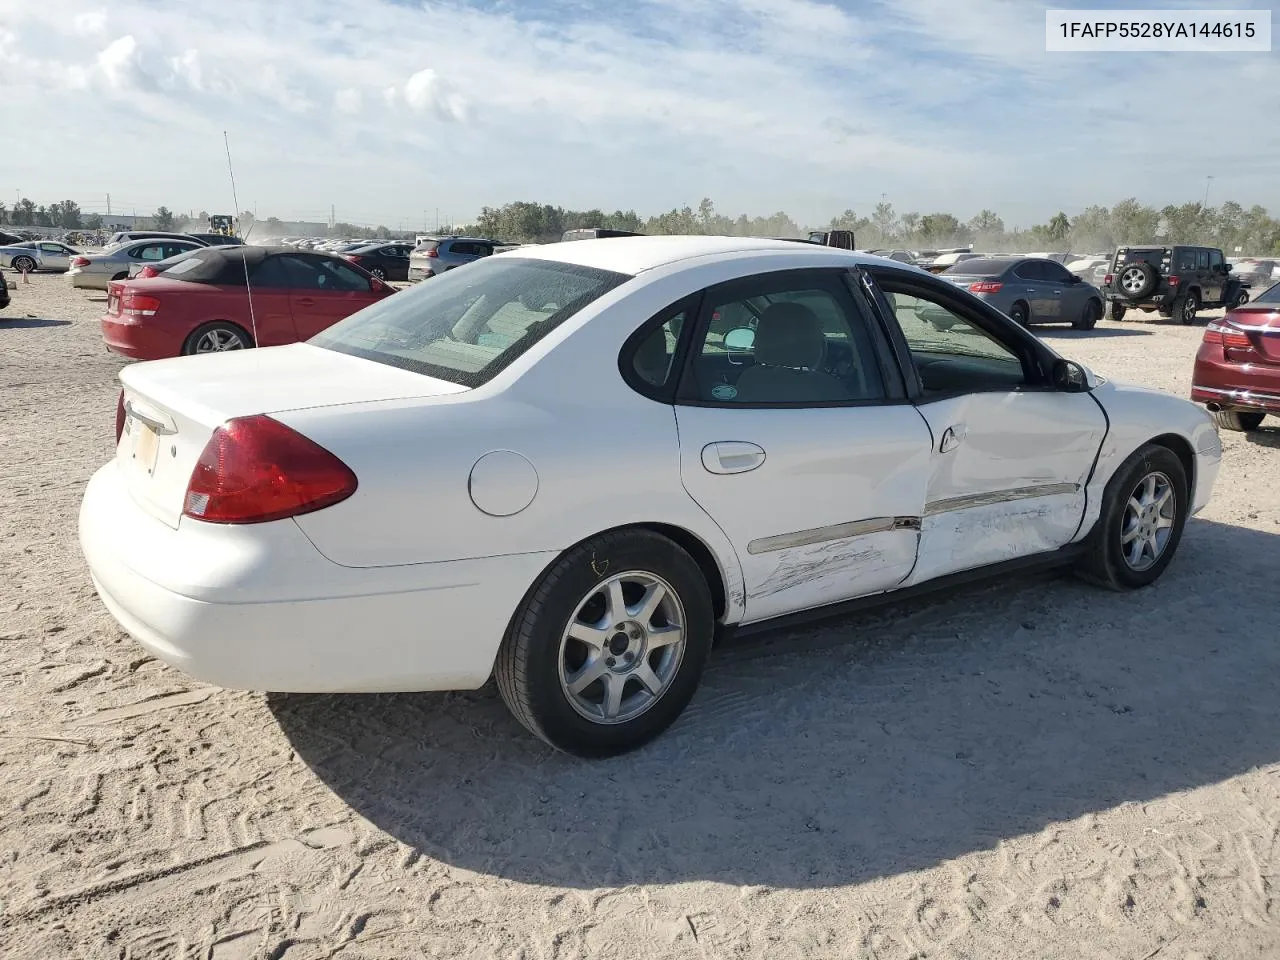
[1102,244,1247,324]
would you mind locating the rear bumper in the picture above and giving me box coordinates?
[100,315,185,360]
[1191,350,1280,413]
[408,265,437,281]
[79,461,555,692]
[71,271,110,290]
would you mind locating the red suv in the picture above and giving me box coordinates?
[1191,281,1280,431]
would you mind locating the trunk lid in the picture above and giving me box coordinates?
[1225,304,1280,363]
[116,343,468,528]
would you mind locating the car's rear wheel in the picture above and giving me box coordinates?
[1175,292,1200,325]
[1076,444,1188,591]
[1210,409,1265,432]
[12,256,37,273]
[1009,301,1030,326]
[1073,299,1101,331]
[1109,302,1127,321]
[495,529,714,757]
[182,322,252,355]
[369,267,386,280]
[111,272,129,282]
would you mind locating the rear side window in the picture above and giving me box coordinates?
[133,244,167,261]
[626,301,693,392]
[310,257,630,386]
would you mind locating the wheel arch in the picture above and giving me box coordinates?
[185,319,256,349]
[1147,432,1196,499]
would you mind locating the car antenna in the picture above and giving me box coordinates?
[223,130,258,347]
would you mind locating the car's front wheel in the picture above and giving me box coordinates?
[369,267,386,280]
[1175,292,1200,325]
[1076,444,1188,591]
[495,529,714,757]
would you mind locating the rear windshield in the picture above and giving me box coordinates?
[1254,282,1280,304]
[940,258,1011,276]
[310,257,631,386]
[414,240,440,252]
[1115,248,1166,266]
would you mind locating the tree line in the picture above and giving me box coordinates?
[6,195,1280,255]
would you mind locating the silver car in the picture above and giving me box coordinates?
[68,238,204,291]
[0,240,81,273]
[936,256,1105,330]
[408,236,500,281]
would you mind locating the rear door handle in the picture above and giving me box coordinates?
[701,441,766,475]
[939,424,966,453]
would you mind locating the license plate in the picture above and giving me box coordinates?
[132,421,159,475]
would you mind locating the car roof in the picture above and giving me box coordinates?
[510,235,888,275]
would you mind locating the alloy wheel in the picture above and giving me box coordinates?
[557,570,687,725]
[1119,267,1147,294]
[194,329,245,353]
[1120,471,1176,572]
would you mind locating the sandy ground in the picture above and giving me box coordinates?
[1,270,1278,960]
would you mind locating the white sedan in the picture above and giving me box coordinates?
[80,237,1221,756]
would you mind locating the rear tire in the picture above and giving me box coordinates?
[1210,409,1265,432]
[12,256,37,273]
[369,267,386,280]
[1009,301,1030,326]
[181,322,253,355]
[1109,302,1127,321]
[495,529,714,757]
[1076,444,1188,592]
[1073,299,1101,331]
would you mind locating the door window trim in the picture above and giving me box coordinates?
[671,268,902,409]
[861,266,1060,399]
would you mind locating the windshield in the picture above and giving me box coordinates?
[310,257,630,386]
[1254,282,1280,305]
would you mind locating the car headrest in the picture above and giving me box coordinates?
[753,302,825,369]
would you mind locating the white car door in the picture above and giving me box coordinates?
[38,242,71,270]
[658,269,933,624]
[865,268,1107,584]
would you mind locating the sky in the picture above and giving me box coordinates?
[1,0,1278,229]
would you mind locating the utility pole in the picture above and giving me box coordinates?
[1204,175,1215,208]
[331,204,335,229]
[106,193,111,217]
[435,208,439,231]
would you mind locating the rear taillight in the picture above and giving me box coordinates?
[425,248,439,258]
[71,256,91,268]
[968,281,1003,294]
[183,415,357,524]
[115,390,126,443]
[137,265,159,279]
[121,291,160,317]
[1103,274,1114,285]
[1167,275,1179,286]
[1204,320,1252,350]
[344,254,362,263]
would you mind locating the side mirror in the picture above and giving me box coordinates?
[723,327,756,351]
[1053,358,1096,392]
[1222,263,1232,272]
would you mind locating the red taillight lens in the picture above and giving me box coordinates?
[968,280,1003,294]
[344,254,362,263]
[1204,320,1252,350]
[122,291,161,317]
[183,415,357,524]
[1103,274,1114,285]
[138,265,159,279]
[115,390,126,443]
[71,256,91,268]
[1167,275,1179,286]
[425,248,439,258]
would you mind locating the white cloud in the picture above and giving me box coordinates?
[73,11,108,36]
[168,48,203,90]
[96,35,140,89]
[334,87,362,115]
[400,68,468,122]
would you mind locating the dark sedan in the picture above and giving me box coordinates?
[342,242,412,281]
[937,256,1104,330]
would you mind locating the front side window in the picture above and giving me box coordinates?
[1208,249,1224,268]
[875,276,1026,395]
[310,257,629,386]
[690,276,885,405]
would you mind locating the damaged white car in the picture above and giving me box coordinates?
[80,237,1221,756]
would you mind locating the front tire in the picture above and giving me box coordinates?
[1211,409,1265,432]
[1076,444,1188,591]
[495,529,715,757]
[369,267,386,280]
[1073,299,1101,331]
[1175,292,1199,325]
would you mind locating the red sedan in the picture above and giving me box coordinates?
[1191,281,1280,431]
[101,246,393,359]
